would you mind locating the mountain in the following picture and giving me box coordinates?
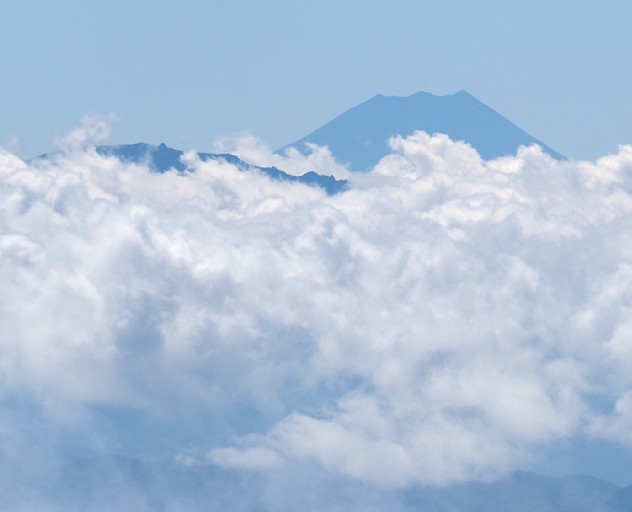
[5,456,625,512]
[404,471,621,512]
[279,90,565,171]
[608,484,632,511]
[34,143,348,195]
[96,143,348,195]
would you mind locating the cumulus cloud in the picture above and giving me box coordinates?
[212,132,352,179]
[2,131,632,502]
[53,115,114,151]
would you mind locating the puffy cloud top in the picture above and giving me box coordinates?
[2,133,632,492]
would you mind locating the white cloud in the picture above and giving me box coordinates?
[209,445,284,470]
[212,132,352,179]
[1,130,632,493]
[53,115,113,151]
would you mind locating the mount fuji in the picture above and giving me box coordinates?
[279,90,564,171]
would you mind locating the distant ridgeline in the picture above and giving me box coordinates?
[279,90,565,171]
[12,459,632,512]
[91,143,347,195]
[27,143,346,195]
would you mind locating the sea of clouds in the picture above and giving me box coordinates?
[2,126,632,508]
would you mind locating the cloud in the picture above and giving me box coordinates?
[53,115,114,151]
[212,132,352,179]
[1,130,632,503]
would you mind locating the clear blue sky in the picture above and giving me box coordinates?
[2,0,631,160]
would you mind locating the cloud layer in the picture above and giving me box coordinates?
[2,132,632,497]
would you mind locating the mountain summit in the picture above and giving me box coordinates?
[279,90,564,171]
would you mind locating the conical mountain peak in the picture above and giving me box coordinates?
[279,90,563,170]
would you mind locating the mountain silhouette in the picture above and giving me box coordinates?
[5,456,625,512]
[279,90,564,171]
[95,143,348,195]
[32,142,347,195]
[404,471,621,512]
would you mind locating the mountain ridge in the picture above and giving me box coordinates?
[33,142,348,195]
[9,457,628,512]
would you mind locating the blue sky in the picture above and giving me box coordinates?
[2,0,631,159]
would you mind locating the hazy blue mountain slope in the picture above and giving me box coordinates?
[608,484,632,511]
[404,471,621,512]
[279,90,564,170]
[94,142,348,195]
[2,455,624,512]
